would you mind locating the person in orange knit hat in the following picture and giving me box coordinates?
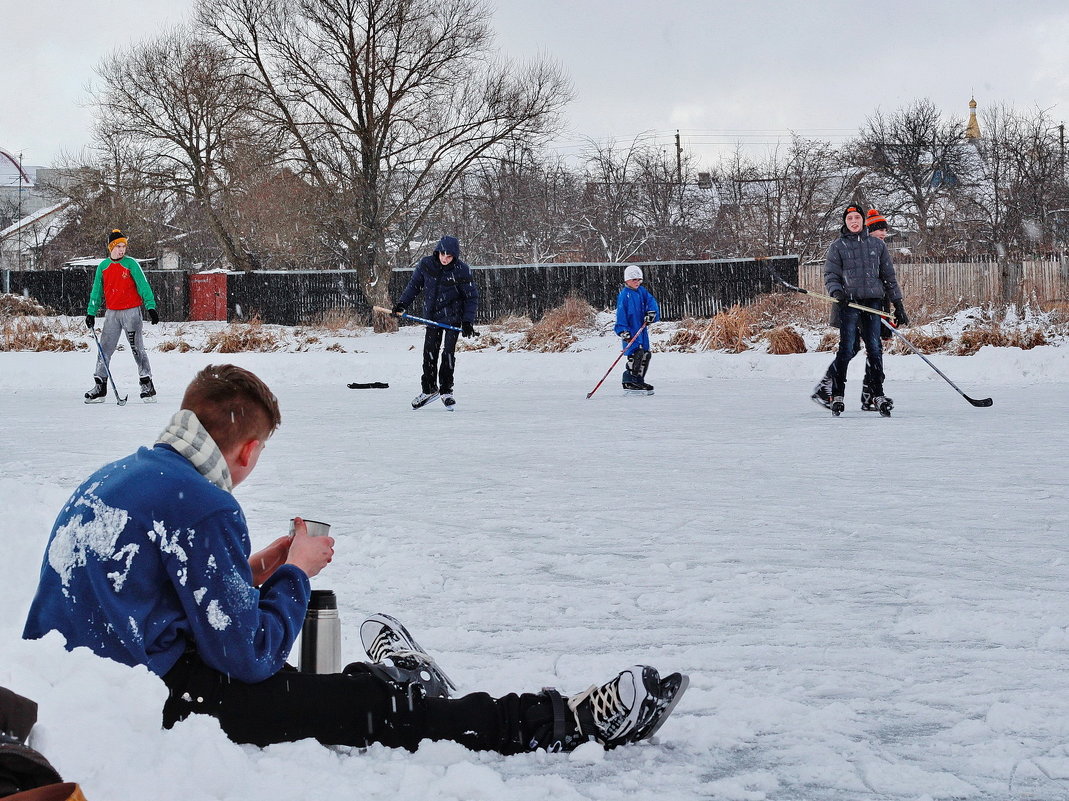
[84,229,159,403]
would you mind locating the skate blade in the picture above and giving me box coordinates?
[638,673,690,742]
[623,389,654,396]
[141,396,157,404]
[84,397,105,404]
[412,393,440,409]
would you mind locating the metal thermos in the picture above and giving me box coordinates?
[299,589,342,674]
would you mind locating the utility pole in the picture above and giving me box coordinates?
[17,151,24,273]
[675,130,683,184]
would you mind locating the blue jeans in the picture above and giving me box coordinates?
[829,303,883,397]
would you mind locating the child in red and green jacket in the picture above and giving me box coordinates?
[84,229,160,403]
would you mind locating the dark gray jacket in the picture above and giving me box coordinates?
[823,227,902,303]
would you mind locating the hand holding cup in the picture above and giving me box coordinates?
[286,516,334,578]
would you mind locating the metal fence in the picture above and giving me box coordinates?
[3,256,799,325]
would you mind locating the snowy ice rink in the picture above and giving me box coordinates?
[2,325,1067,800]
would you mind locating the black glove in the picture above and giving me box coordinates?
[85,314,94,330]
[831,290,847,305]
[618,331,631,342]
[461,320,475,338]
[893,300,908,327]
[644,310,656,324]
[391,304,405,315]
[148,309,159,325]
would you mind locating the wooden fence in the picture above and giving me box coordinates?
[799,258,1069,306]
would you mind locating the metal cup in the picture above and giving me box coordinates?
[290,518,331,537]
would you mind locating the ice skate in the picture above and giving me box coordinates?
[869,395,893,417]
[84,378,107,404]
[359,613,456,697]
[139,377,157,403]
[441,392,456,410]
[411,391,440,409]
[811,375,833,409]
[830,396,845,416]
[861,391,893,414]
[534,665,688,751]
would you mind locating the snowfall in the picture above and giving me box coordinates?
[1,317,1067,801]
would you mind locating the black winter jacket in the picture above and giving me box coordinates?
[823,226,903,303]
[397,252,479,326]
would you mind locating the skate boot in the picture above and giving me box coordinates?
[84,378,107,404]
[870,395,893,417]
[531,666,689,751]
[440,392,456,410]
[830,396,845,416]
[811,375,833,409]
[358,613,456,698]
[139,376,157,403]
[411,391,440,409]
[861,391,893,413]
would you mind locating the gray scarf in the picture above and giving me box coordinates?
[155,409,233,492]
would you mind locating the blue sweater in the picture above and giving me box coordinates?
[23,444,310,683]
[614,285,660,351]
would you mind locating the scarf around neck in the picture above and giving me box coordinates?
[155,409,233,492]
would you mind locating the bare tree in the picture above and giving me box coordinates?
[710,139,855,263]
[198,0,571,325]
[855,99,977,255]
[93,27,282,272]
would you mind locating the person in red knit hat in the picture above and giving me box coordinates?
[84,229,159,403]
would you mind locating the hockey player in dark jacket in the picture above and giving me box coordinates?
[819,205,907,416]
[811,208,898,410]
[393,236,479,410]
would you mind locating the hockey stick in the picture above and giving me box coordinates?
[346,381,389,389]
[89,326,128,406]
[586,322,649,399]
[766,267,993,407]
[877,320,992,407]
[373,305,475,335]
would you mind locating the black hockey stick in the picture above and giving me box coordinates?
[346,381,390,389]
[90,326,128,406]
[765,265,993,407]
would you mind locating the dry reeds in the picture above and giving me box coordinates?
[491,315,533,333]
[659,318,703,352]
[204,318,283,353]
[763,325,807,354]
[816,331,838,352]
[887,332,952,355]
[0,317,86,352]
[698,305,756,352]
[158,338,193,353]
[0,293,51,320]
[518,296,596,352]
[311,307,364,332]
[956,326,1047,354]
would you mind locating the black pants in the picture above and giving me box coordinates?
[162,653,551,754]
[828,302,884,397]
[421,326,460,394]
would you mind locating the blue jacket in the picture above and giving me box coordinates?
[614,284,660,351]
[397,236,479,326]
[23,445,310,683]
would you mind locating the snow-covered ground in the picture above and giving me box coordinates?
[2,323,1068,801]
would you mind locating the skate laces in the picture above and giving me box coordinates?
[367,630,441,671]
[568,676,627,739]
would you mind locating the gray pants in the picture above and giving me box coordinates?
[95,307,152,381]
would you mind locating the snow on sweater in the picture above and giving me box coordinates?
[23,442,310,683]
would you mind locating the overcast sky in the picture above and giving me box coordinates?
[3,0,1069,169]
